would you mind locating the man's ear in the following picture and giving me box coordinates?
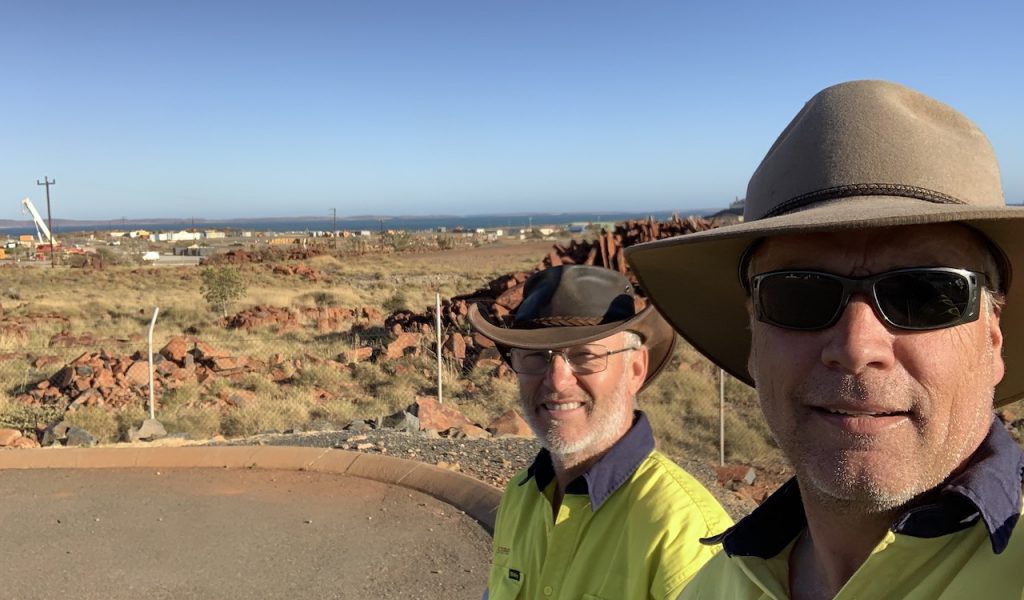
[988,300,1005,387]
[628,345,649,396]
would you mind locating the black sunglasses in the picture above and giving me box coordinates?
[750,267,988,331]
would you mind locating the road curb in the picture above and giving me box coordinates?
[0,446,502,532]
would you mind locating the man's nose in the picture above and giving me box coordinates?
[820,294,896,374]
[544,351,578,390]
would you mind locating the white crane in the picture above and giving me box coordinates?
[20,197,55,246]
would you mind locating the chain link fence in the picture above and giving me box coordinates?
[0,312,789,473]
[0,313,516,444]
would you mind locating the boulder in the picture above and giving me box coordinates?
[10,436,40,449]
[476,347,504,369]
[208,356,243,372]
[384,332,422,360]
[486,410,533,438]
[443,333,467,362]
[193,341,230,360]
[49,366,76,389]
[714,464,757,487]
[344,420,373,433]
[0,428,23,446]
[129,418,167,442]
[412,396,473,432]
[379,410,420,432]
[92,369,116,389]
[160,336,190,363]
[472,332,496,349]
[347,347,373,363]
[444,424,490,440]
[65,427,97,448]
[122,361,150,386]
[33,355,62,369]
[42,421,72,447]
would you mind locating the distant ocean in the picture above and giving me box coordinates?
[0,210,710,237]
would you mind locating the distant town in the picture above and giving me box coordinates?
[0,201,746,265]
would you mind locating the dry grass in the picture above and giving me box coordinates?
[0,238,789,471]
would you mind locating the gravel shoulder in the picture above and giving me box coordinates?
[212,428,764,520]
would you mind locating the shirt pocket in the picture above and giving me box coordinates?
[490,576,523,599]
[488,555,523,600]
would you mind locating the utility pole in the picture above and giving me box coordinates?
[36,176,56,268]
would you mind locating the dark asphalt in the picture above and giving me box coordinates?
[0,468,491,599]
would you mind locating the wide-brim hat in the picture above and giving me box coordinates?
[625,80,1024,407]
[468,265,677,390]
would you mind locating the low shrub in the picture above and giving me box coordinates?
[64,406,120,443]
[291,364,347,390]
[0,397,67,434]
[160,406,222,439]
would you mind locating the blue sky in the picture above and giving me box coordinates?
[1,1,1021,220]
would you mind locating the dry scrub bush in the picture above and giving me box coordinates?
[0,395,65,433]
[351,361,388,390]
[375,378,419,409]
[641,344,781,467]
[382,290,410,313]
[159,382,201,410]
[157,305,217,333]
[307,396,362,429]
[457,374,520,426]
[236,373,279,396]
[292,365,347,390]
[644,367,720,456]
[63,406,120,443]
[160,406,222,439]
[203,377,232,399]
[291,291,341,309]
[220,401,304,437]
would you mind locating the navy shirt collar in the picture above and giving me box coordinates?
[710,417,1024,557]
[520,410,656,511]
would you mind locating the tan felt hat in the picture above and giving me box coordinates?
[626,80,1024,407]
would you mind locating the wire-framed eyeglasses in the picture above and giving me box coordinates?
[508,343,639,375]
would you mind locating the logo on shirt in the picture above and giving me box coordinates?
[508,569,521,581]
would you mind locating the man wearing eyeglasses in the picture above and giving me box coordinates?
[469,265,731,600]
[628,80,1024,599]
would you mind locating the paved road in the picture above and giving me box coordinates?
[0,468,491,599]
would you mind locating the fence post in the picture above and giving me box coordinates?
[719,368,725,466]
[148,307,160,419]
[436,293,443,404]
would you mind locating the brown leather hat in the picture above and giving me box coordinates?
[626,80,1024,407]
[468,265,676,389]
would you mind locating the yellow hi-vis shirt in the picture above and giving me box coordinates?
[679,419,1024,600]
[487,413,732,600]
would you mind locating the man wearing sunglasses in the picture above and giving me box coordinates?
[630,81,1024,599]
[469,265,731,600]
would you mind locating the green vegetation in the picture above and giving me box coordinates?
[200,266,247,316]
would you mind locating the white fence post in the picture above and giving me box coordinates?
[436,293,443,405]
[719,368,725,466]
[148,307,160,419]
